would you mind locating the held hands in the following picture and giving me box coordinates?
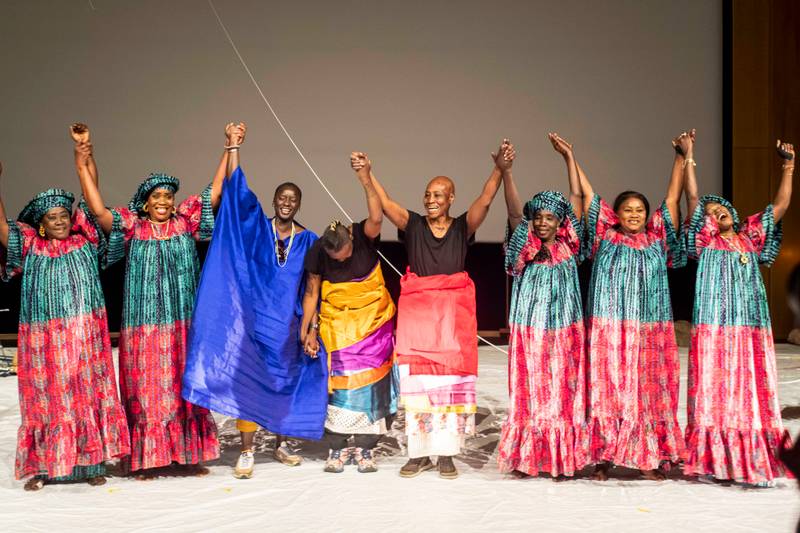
[548,133,573,159]
[350,151,371,181]
[672,129,696,157]
[492,138,515,171]
[225,122,247,147]
[303,333,320,358]
[70,123,91,144]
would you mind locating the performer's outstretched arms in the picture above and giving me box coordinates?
[69,123,98,185]
[214,122,245,209]
[72,125,113,233]
[350,152,383,239]
[368,166,409,231]
[576,159,594,218]
[675,129,698,217]
[300,273,321,358]
[466,140,508,237]
[497,140,522,229]
[549,133,583,218]
[0,162,8,248]
[773,140,795,222]
[663,132,686,228]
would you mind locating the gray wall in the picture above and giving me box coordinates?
[0,0,721,241]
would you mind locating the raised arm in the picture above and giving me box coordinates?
[675,129,698,218]
[300,272,321,357]
[70,123,98,186]
[368,168,409,231]
[0,163,8,248]
[773,140,795,222]
[498,140,523,229]
[225,122,244,179]
[72,126,113,233]
[350,152,383,239]
[466,140,507,236]
[663,132,687,228]
[213,122,245,209]
[549,133,582,219]
[575,159,594,217]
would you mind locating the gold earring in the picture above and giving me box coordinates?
[142,203,149,212]
[39,225,46,237]
[172,206,176,214]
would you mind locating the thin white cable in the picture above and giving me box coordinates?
[206,0,507,355]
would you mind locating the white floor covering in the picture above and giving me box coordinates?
[1,344,800,532]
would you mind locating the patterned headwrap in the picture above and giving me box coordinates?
[17,188,75,226]
[523,190,570,222]
[128,173,180,213]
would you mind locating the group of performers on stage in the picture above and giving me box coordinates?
[0,122,794,491]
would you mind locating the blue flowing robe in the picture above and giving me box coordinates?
[182,167,328,439]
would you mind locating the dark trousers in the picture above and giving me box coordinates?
[325,430,381,451]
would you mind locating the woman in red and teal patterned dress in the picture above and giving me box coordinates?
[581,135,686,481]
[73,123,240,476]
[0,162,130,491]
[497,135,590,478]
[680,131,794,487]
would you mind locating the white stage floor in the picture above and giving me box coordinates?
[1,345,800,532]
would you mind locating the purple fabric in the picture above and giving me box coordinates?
[330,320,394,375]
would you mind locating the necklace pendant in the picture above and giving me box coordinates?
[740,253,749,264]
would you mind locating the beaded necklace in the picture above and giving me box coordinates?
[272,218,296,267]
[149,218,171,241]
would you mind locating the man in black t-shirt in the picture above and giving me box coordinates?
[361,141,513,479]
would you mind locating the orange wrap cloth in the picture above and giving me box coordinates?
[319,263,397,424]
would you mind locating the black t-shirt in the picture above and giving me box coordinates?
[401,211,473,277]
[304,220,380,283]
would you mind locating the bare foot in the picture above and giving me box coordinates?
[641,468,666,481]
[133,469,156,481]
[590,463,610,481]
[24,478,45,491]
[185,464,210,477]
[87,476,107,486]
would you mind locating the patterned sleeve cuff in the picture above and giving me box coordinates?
[757,204,783,266]
[198,184,215,241]
[504,219,540,276]
[1,220,24,281]
[661,201,687,268]
[582,194,603,259]
[104,209,128,269]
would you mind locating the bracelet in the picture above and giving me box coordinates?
[682,158,696,168]
[225,144,241,152]
[783,165,795,171]
[310,322,320,330]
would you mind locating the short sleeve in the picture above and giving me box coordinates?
[560,205,583,261]
[303,240,324,276]
[176,184,215,241]
[105,207,139,268]
[647,201,686,268]
[399,210,423,242]
[455,212,475,245]
[355,219,380,246]
[739,205,783,266]
[504,220,542,277]
[583,194,618,259]
[1,220,36,281]
[71,200,103,248]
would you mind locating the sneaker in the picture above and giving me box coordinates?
[324,449,346,473]
[274,441,303,467]
[234,449,255,479]
[437,456,459,479]
[399,456,435,478]
[354,448,378,473]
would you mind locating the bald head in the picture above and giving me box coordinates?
[423,175,456,219]
[426,175,455,196]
